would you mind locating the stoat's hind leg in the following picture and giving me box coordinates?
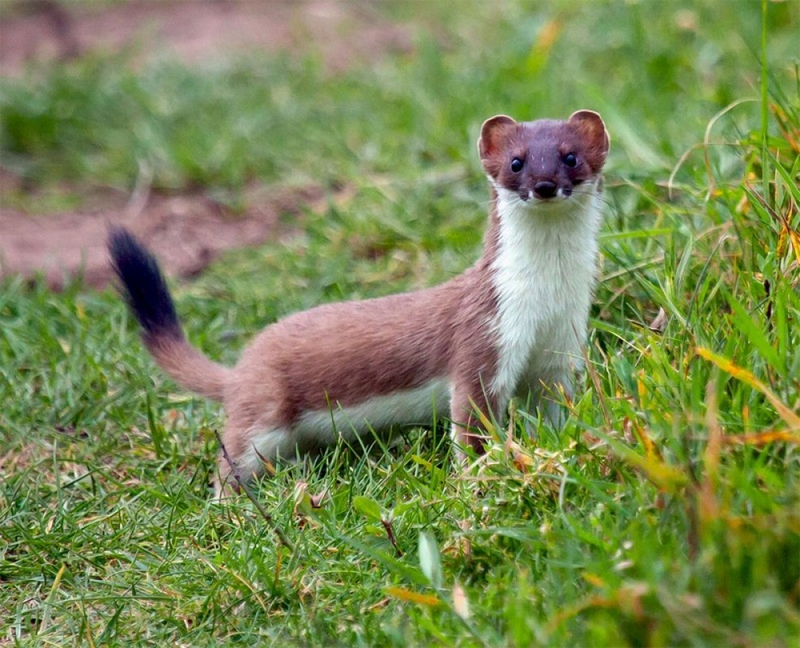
[213,421,296,498]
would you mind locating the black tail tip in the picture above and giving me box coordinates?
[108,226,181,339]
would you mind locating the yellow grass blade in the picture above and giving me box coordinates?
[601,433,688,491]
[385,587,442,607]
[629,420,662,462]
[788,227,800,265]
[721,430,800,446]
[695,347,800,429]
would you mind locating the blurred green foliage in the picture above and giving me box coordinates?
[1,1,799,646]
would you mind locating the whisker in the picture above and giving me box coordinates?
[571,188,616,209]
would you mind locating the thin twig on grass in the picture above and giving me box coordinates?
[214,430,295,551]
[381,518,403,557]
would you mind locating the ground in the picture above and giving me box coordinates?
[2,3,798,644]
[0,0,410,288]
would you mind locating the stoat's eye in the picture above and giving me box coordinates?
[563,152,577,168]
[510,157,524,173]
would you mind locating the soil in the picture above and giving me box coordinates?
[0,0,413,289]
[0,184,327,289]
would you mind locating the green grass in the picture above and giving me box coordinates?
[2,1,800,645]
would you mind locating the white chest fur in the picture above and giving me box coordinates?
[488,186,602,403]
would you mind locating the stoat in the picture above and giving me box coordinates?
[109,109,609,491]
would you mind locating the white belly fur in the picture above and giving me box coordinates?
[236,379,450,476]
[296,378,451,443]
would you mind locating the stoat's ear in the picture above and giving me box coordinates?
[478,115,517,161]
[568,110,610,163]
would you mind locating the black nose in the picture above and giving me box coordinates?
[533,181,557,199]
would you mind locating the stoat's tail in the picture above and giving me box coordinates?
[108,227,230,402]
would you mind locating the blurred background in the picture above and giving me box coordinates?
[0,0,798,292]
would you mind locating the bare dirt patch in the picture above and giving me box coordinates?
[0,0,412,75]
[0,0,412,288]
[0,185,326,289]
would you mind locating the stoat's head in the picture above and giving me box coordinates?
[478,110,609,204]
